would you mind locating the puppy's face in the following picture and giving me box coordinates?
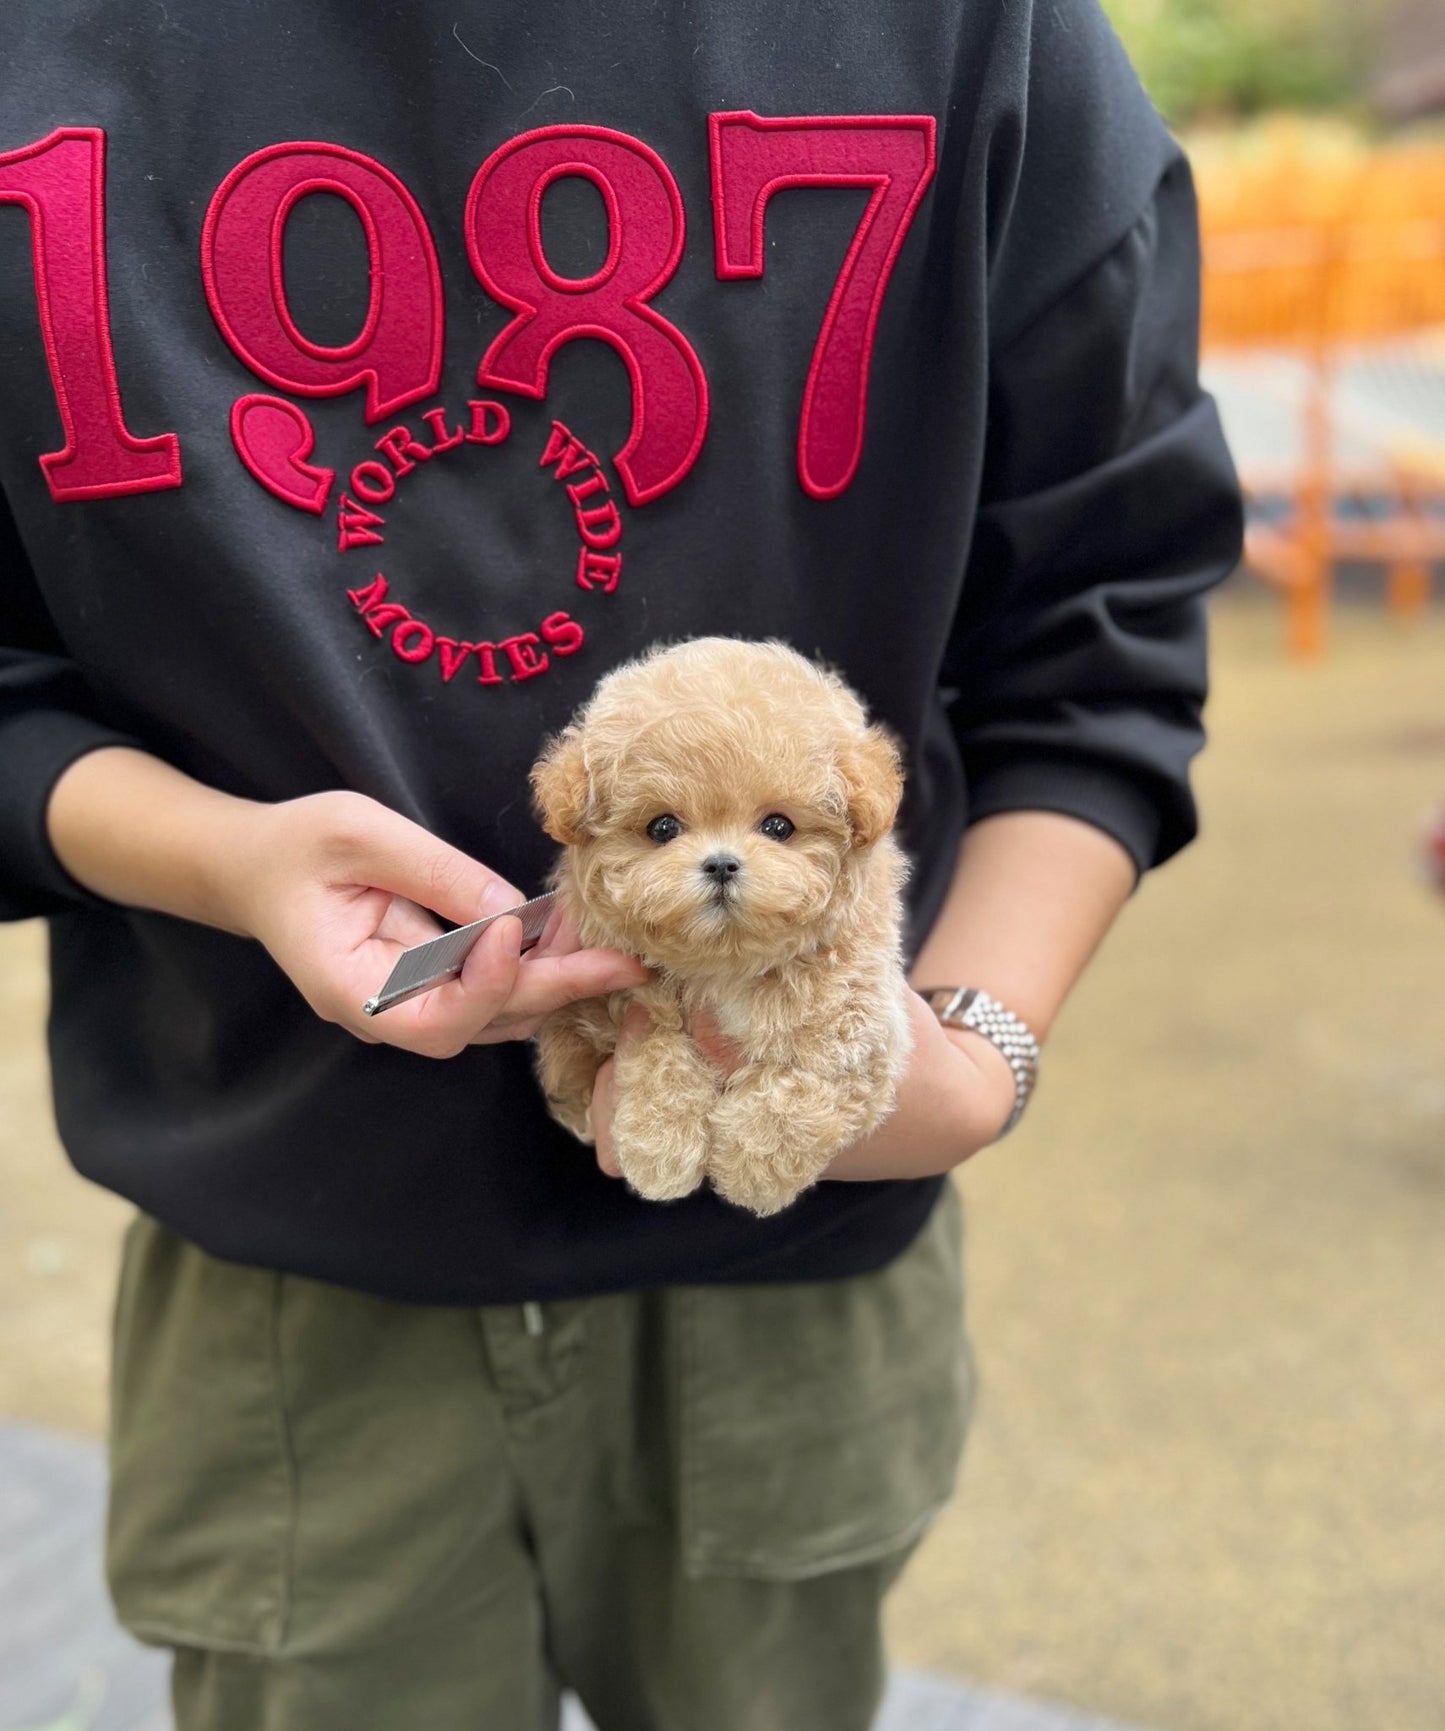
[568,743,850,974]
[532,641,902,976]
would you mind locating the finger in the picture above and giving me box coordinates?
[374,894,447,951]
[531,901,575,957]
[685,1004,744,1074]
[592,1057,622,1178]
[495,949,651,1026]
[451,912,526,1010]
[336,802,522,928]
[387,914,524,1049]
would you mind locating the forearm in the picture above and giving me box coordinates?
[46,746,262,934]
[827,809,1136,1178]
[46,746,647,1057]
[907,809,1137,1041]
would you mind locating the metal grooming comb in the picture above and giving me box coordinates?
[362,889,559,1016]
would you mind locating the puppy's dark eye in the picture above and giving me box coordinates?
[759,813,794,842]
[646,814,683,845]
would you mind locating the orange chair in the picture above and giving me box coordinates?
[1195,134,1445,657]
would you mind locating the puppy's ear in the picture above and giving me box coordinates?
[838,723,903,848]
[531,728,593,845]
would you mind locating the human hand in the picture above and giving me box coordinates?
[589,988,1016,1187]
[225,791,649,1056]
[820,987,1018,1179]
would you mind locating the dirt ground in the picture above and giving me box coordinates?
[3,591,1444,1731]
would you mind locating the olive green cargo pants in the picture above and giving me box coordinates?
[106,1183,970,1731]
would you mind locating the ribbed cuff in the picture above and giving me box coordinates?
[964,753,1173,883]
[0,708,139,918]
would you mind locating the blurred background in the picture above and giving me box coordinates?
[3,3,1444,1728]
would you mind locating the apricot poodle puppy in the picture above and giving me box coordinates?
[530,637,913,1216]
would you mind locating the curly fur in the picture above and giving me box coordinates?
[531,637,913,1216]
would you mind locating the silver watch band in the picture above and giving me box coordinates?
[921,986,1040,1137]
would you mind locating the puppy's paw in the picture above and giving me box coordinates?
[611,1032,721,1202]
[535,1004,608,1146]
[547,1091,595,1145]
[706,1069,857,1216]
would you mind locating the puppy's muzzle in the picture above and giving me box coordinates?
[700,852,741,905]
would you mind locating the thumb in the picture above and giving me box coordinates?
[339,801,522,927]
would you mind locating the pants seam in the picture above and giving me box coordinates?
[267,1272,299,1653]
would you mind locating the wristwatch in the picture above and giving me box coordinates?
[919,986,1040,1137]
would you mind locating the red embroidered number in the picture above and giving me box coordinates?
[466,126,708,508]
[0,128,182,500]
[201,142,443,422]
[709,112,936,500]
[2,120,938,513]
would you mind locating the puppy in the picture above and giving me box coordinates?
[530,637,913,1216]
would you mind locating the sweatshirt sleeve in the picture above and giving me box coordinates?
[0,494,138,919]
[943,8,1244,878]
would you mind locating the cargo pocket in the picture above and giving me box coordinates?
[676,1180,974,1581]
[106,1215,293,1654]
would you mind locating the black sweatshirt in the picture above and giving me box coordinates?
[0,0,1241,1303]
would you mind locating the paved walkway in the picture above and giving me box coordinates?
[0,1421,1143,1731]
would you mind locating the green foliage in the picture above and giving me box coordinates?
[1101,0,1384,126]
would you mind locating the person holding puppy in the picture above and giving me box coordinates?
[0,0,1240,1726]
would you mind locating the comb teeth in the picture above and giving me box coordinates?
[362,890,558,1016]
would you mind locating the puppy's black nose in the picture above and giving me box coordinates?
[700,853,742,880]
